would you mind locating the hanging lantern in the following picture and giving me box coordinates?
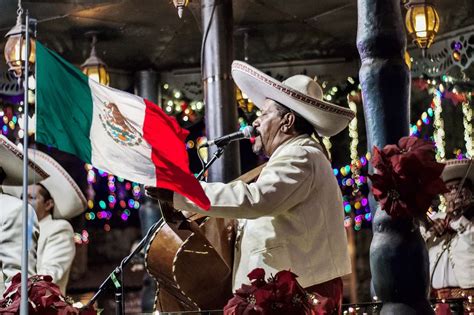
[173,0,190,19]
[81,34,110,86]
[4,6,36,78]
[405,0,440,51]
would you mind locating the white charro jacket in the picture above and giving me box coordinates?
[37,214,75,294]
[174,135,351,291]
[0,193,39,295]
[421,212,474,289]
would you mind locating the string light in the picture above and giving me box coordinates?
[462,98,473,158]
[348,97,359,166]
[81,163,142,230]
[411,107,434,136]
[327,80,371,231]
[432,88,445,161]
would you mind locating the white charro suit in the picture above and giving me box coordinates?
[174,135,352,291]
[37,214,75,294]
[0,193,39,295]
[421,212,474,289]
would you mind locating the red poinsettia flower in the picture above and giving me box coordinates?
[370,146,389,174]
[0,273,97,315]
[370,172,407,218]
[381,137,433,176]
[247,268,266,288]
[369,136,448,219]
[227,282,266,315]
[273,270,299,304]
[224,269,319,315]
[224,293,264,315]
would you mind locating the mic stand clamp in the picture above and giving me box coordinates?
[196,144,227,181]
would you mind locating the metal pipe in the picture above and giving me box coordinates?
[135,70,158,104]
[20,11,30,315]
[201,0,240,183]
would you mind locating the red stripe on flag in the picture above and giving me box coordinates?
[142,99,210,210]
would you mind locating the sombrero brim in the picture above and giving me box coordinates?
[29,150,87,219]
[231,61,356,137]
[442,159,474,183]
[0,135,49,186]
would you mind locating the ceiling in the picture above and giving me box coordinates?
[0,0,474,74]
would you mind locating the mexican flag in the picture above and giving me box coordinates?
[35,42,210,210]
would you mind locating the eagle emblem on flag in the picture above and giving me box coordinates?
[99,102,143,146]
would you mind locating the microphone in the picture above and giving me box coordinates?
[203,126,258,147]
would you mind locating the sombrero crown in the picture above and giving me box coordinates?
[231,61,356,137]
[442,159,474,184]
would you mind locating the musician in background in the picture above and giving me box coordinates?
[25,150,87,294]
[146,61,355,313]
[421,158,474,314]
[0,135,47,295]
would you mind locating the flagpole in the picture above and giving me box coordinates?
[20,11,30,315]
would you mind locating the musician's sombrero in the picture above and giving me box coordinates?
[28,150,87,219]
[441,159,474,184]
[231,61,356,137]
[4,149,87,219]
[0,135,49,186]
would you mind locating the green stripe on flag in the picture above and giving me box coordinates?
[36,42,93,163]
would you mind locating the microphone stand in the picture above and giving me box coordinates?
[84,215,164,314]
[196,144,227,181]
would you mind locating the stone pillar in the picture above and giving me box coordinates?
[201,0,240,182]
[356,0,433,313]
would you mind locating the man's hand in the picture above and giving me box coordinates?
[431,218,448,236]
[145,186,174,204]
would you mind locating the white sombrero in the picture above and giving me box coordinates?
[29,150,87,219]
[231,61,356,137]
[3,150,86,219]
[0,135,49,186]
[441,159,474,184]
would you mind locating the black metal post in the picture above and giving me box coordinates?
[201,0,240,183]
[357,0,433,313]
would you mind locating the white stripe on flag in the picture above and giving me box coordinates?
[89,79,157,185]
